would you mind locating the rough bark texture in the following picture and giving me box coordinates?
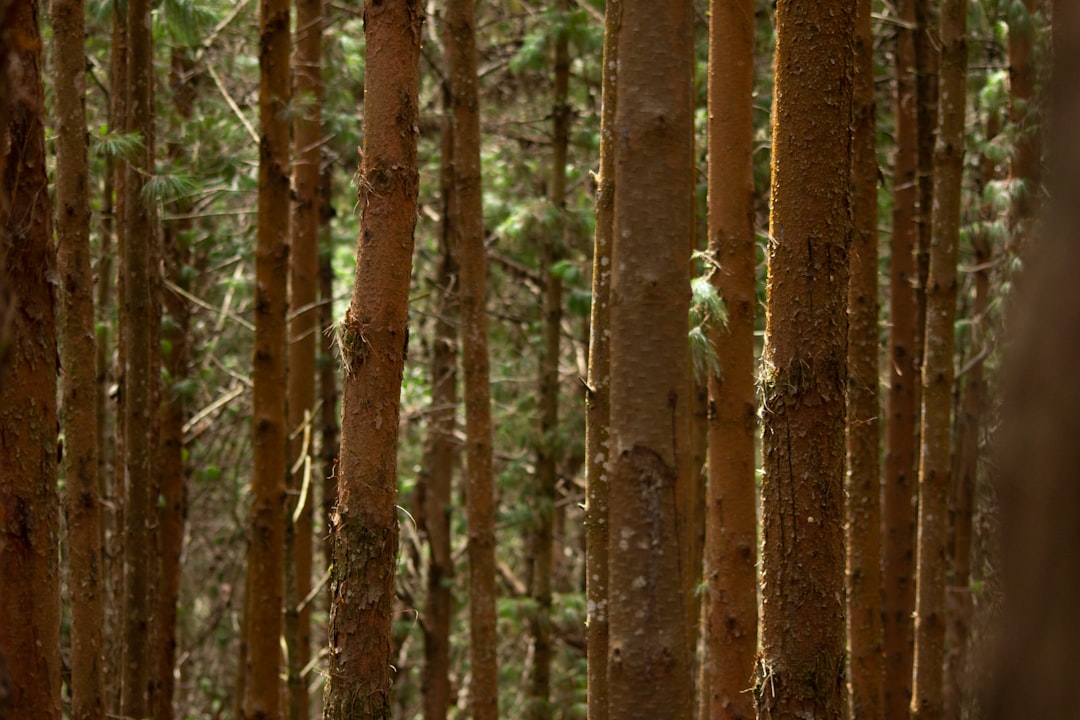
[286,1,322,716]
[446,1,499,717]
[421,89,458,720]
[52,0,105,715]
[884,2,920,717]
[846,0,884,717]
[120,0,158,713]
[702,0,757,716]
[1008,0,1040,233]
[323,2,422,718]
[606,1,694,718]
[0,3,61,717]
[911,1,967,716]
[914,0,938,377]
[319,165,338,606]
[527,3,569,716]
[242,0,290,714]
[755,1,853,718]
[584,2,617,718]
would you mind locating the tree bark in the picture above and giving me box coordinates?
[1008,0,1040,235]
[846,0,884,717]
[884,2,920,717]
[242,0,290,714]
[606,1,695,718]
[120,0,158,712]
[286,1,322,716]
[323,2,422,718]
[0,3,61,717]
[446,0,500,717]
[755,1,853,718]
[584,3,617,719]
[911,0,967,716]
[702,0,757,716]
[52,0,105,715]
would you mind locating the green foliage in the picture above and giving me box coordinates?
[91,128,143,160]
[142,171,202,204]
[688,273,728,381]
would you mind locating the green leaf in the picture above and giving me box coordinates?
[92,130,144,160]
[142,172,202,204]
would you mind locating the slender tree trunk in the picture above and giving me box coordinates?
[421,81,459,720]
[286,1,322,716]
[884,2,920,716]
[1008,0,1040,236]
[446,1,499,717]
[584,2,617,718]
[911,0,967,716]
[0,3,60,717]
[52,0,104,715]
[606,1,694,718]
[755,1,854,718]
[323,2,422,718]
[914,0,939,381]
[242,0,290,714]
[120,0,158,712]
[702,0,757,716]
[847,0,884,717]
[319,163,338,609]
[527,3,570,717]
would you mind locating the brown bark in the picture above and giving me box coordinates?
[323,2,422,718]
[884,2,920,717]
[755,0,853,718]
[914,0,939,380]
[911,0,967,716]
[526,3,570,717]
[52,0,104,716]
[152,49,197,720]
[584,2,617,718]
[0,3,60,717]
[242,0,290,715]
[120,0,158,712]
[446,0,499,717]
[285,1,322,717]
[846,0,884,717]
[1008,0,1040,232]
[606,1,694,718]
[702,0,757,716]
[319,161,338,600]
[421,86,458,720]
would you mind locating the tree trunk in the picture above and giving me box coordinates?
[52,0,105,715]
[446,1,499,717]
[0,3,61,717]
[584,3,617,719]
[606,1,695,718]
[319,164,339,612]
[421,84,459,720]
[527,2,570,717]
[1008,0,1040,235]
[846,0,884,717]
[914,0,939,388]
[702,0,757,716]
[884,2,920,716]
[242,0,290,714]
[286,1,322,716]
[322,2,422,718]
[911,0,967,716]
[120,0,158,712]
[755,0,853,718]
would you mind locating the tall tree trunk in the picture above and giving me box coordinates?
[120,0,158,712]
[1008,0,1040,236]
[286,1,322,716]
[884,2,920,716]
[421,81,459,720]
[847,0,884,717]
[584,1,617,717]
[242,0,290,714]
[323,2,422,718]
[914,0,939,384]
[606,1,694,718]
[319,163,338,608]
[52,0,104,716]
[911,0,967,716]
[755,0,854,718]
[702,0,757,716]
[152,48,197,720]
[0,3,61,717]
[527,2,570,717]
[446,1,499,717]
